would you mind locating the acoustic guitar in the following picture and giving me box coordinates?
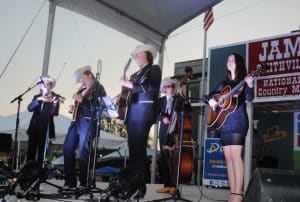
[207,64,269,130]
[72,87,86,122]
[117,58,132,120]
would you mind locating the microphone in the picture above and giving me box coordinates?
[37,76,46,87]
[96,59,102,81]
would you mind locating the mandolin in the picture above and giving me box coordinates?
[207,64,269,130]
[117,58,132,120]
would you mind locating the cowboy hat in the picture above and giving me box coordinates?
[131,44,157,59]
[74,65,92,83]
[36,76,56,88]
[160,77,179,93]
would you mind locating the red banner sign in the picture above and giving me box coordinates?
[257,75,300,97]
[249,33,300,98]
[249,34,300,75]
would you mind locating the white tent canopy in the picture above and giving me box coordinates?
[0,111,70,139]
[0,111,126,149]
[51,129,126,149]
[56,0,223,51]
[99,142,155,162]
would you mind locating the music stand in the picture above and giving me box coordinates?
[149,100,193,202]
[75,96,118,200]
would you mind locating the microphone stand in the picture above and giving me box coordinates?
[10,84,38,174]
[75,88,105,200]
[148,95,206,202]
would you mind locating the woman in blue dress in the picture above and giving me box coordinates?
[208,53,254,202]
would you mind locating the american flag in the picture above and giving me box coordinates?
[203,8,214,32]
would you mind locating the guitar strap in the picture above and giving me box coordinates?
[131,63,151,81]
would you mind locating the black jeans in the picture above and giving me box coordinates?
[27,133,47,167]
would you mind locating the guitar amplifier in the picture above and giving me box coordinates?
[245,168,300,202]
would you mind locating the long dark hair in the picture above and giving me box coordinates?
[225,53,247,83]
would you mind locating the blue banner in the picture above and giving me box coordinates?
[203,138,229,187]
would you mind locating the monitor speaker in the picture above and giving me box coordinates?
[17,161,46,190]
[0,133,12,153]
[245,167,300,202]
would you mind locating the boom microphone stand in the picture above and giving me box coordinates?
[10,82,41,174]
[149,100,192,202]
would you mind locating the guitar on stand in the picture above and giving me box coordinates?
[117,58,132,120]
[207,64,270,131]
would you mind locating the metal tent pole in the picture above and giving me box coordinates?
[42,0,56,76]
[196,30,207,185]
[150,40,165,184]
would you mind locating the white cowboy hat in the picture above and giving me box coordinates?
[74,65,92,83]
[160,77,179,93]
[36,76,56,88]
[131,44,157,59]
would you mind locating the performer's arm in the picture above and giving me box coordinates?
[131,65,161,93]
[245,75,254,101]
[119,66,162,94]
[207,82,224,108]
[27,95,41,112]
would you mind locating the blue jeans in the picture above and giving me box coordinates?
[63,118,92,186]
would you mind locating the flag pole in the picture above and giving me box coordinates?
[197,28,207,186]
[201,30,207,96]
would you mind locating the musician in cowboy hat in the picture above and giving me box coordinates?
[26,76,60,167]
[115,44,161,199]
[63,65,106,190]
[131,44,157,60]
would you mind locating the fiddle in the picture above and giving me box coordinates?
[37,94,65,104]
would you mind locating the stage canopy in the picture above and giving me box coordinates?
[56,0,223,51]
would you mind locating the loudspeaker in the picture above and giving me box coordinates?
[0,133,12,153]
[245,168,300,202]
[17,161,46,190]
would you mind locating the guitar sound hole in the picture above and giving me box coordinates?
[215,106,221,113]
[218,97,225,107]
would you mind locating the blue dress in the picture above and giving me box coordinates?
[209,80,254,145]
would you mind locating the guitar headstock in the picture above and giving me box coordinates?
[123,58,132,76]
[252,63,270,77]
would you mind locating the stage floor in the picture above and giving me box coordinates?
[5,179,230,201]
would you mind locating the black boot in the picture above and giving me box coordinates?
[134,184,146,199]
